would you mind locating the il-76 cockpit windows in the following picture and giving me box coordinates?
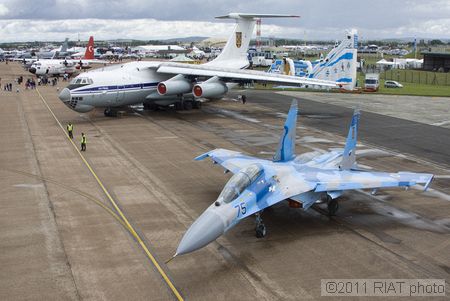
[67,77,93,90]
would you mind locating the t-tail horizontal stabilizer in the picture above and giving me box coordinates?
[340,109,360,170]
[273,99,298,162]
[207,13,299,69]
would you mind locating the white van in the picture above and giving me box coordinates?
[364,73,380,91]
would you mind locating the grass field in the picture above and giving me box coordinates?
[355,73,449,97]
[250,74,450,97]
[381,69,450,86]
[377,82,450,96]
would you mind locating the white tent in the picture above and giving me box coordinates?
[376,59,400,70]
[170,54,194,63]
[132,45,185,52]
[188,46,205,58]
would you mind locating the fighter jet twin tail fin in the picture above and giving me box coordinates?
[272,100,361,170]
[273,99,298,162]
[340,108,360,170]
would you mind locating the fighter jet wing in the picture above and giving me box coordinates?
[156,62,339,88]
[195,148,270,174]
[314,171,434,192]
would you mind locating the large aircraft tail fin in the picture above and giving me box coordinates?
[309,29,358,90]
[84,36,94,59]
[207,13,299,69]
[273,99,298,162]
[339,109,360,170]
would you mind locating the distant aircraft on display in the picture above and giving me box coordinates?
[29,36,103,77]
[58,13,342,116]
[268,29,358,90]
[172,100,434,258]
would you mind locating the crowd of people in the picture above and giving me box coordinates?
[2,82,13,91]
[25,78,37,89]
[36,76,59,86]
[0,75,60,92]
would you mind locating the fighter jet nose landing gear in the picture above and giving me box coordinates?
[255,212,266,238]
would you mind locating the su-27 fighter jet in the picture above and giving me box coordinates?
[173,100,434,258]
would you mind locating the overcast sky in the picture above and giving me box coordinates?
[0,0,449,42]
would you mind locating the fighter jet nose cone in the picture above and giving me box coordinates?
[59,88,71,102]
[176,210,224,256]
[29,67,36,74]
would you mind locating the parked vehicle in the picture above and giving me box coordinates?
[384,80,403,88]
[364,73,380,91]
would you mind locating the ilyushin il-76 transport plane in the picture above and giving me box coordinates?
[173,100,434,258]
[58,13,341,116]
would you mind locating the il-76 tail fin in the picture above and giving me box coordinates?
[340,109,360,170]
[206,13,299,69]
[273,100,298,162]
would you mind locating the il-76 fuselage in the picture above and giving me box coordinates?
[58,62,173,114]
[58,61,237,115]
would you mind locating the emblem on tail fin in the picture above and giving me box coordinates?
[235,32,242,48]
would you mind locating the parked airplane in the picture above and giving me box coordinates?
[70,42,97,59]
[58,13,341,116]
[173,100,434,257]
[269,29,358,90]
[29,36,99,76]
[38,38,71,59]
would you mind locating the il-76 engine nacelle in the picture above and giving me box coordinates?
[192,76,228,99]
[157,74,192,96]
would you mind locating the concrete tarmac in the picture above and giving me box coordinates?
[1,62,449,300]
[231,90,450,168]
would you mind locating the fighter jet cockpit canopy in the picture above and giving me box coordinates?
[216,164,263,204]
[67,77,94,90]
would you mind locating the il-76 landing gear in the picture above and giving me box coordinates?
[326,195,339,216]
[255,212,266,238]
[104,108,117,117]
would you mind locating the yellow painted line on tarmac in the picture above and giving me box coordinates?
[35,88,184,301]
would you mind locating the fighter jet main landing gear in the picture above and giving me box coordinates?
[326,195,339,216]
[255,213,266,238]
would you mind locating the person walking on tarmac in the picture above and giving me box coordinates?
[80,133,87,151]
[67,123,74,139]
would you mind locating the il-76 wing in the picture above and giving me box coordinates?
[156,62,339,88]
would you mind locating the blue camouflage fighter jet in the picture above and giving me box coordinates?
[174,100,434,258]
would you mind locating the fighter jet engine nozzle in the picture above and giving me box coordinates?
[192,81,228,99]
[157,75,192,96]
[176,210,225,256]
